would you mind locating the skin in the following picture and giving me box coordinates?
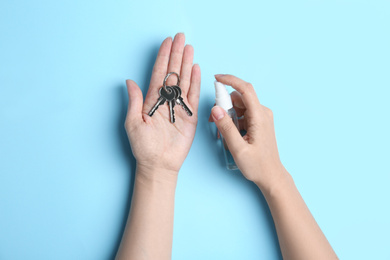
[116,33,200,260]
[210,75,338,260]
[116,33,338,260]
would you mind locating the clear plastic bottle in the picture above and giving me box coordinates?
[214,81,239,170]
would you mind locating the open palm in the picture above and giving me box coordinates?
[125,33,201,173]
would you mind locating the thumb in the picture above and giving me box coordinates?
[211,106,245,154]
[126,79,143,123]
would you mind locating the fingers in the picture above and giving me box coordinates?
[149,37,172,92]
[144,37,173,114]
[188,64,201,113]
[210,109,246,129]
[143,33,195,119]
[179,44,194,94]
[214,74,260,117]
[231,91,245,109]
[209,91,245,121]
[166,33,185,86]
[230,91,246,117]
[238,117,246,131]
[126,80,144,124]
[211,106,246,153]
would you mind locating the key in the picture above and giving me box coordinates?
[166,86,176,123]
[168,99,175,123]
[148,86,176,117]
[148,94,166,117]
[172,85,193,116]
[160,86,176,123]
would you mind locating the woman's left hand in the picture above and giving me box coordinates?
[125,33,201,175]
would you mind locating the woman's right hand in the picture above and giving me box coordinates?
[211,74,288,192]
[211,75,338,259]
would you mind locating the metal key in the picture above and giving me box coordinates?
[148,86,176,117]
[167,87,176,123]
[172,85,193,116]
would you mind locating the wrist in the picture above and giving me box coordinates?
[254,165,293,198]
[136,163,179,186]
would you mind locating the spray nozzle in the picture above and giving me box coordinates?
[214,81,233,111]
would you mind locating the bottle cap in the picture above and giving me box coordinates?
[214,81,233,111]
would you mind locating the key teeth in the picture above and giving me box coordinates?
[181,103,193,116]
[149,95,166,118]
[175,98,193,117]
[181,104,192,116]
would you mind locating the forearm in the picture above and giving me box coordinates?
[116,165,178,260]
[258,170,337,260]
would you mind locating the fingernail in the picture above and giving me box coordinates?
[214,74,224,78]
[212,106,225,121]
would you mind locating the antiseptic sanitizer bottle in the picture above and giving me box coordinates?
[214,81,239,170]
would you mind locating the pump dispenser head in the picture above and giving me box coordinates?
[214,81,233,112]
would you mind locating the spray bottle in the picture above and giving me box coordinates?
[214,81,239,170]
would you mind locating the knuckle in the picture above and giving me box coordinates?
[246,83,254,90]
[220,120,234,133]
[152,66,166,76]
[266,108,273,117]
[241,83,255,97]
[233,146,249,159]
[190,92,200,102]
[262,105,273,117]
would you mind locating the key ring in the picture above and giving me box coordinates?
[163,72,180,92]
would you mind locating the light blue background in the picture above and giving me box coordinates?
[1,0,389,259]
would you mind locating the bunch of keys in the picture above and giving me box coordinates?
[148,72,193,123]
